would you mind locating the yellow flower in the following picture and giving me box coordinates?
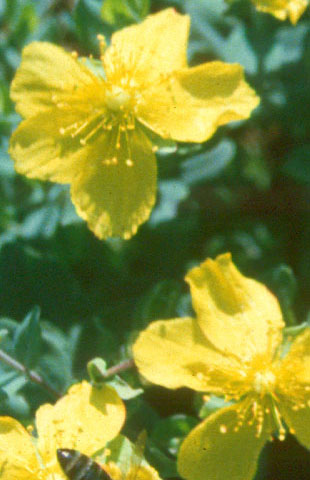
[64,432,162,480]
[251,0,307,23]
[104,458,161,480]
[133,253,310,480]
[0,381,125,479]
[10,9,259,240]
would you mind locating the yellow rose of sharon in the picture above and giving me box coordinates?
[251,0,308,23]
[0,381,125,479]
[133,253,310,480]
[9,9,259,240]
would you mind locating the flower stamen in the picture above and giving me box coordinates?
[268,396,286,441]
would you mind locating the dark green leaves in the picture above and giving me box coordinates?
[1,2,310,480]
[282,146,310,185]
[13,305,42,368]
[101,0,150,28]
[74,0,105,51]
[270,265,298,326]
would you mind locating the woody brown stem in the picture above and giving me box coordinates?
[0,348,61,400]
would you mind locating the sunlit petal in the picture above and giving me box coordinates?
[178,404,269,480]
[280,402,310,449]
[11,42,97,118]
[36,381,125,468]
[277,329,310,448]
[9,110,92,183]
[127,465,162,480]
[0,417,39,479]
[252,0,307,23]
[138,62,259,143]
[104,9,189,87]
[186,253,284,362]
[71,125,156,239]
[279,329,310,385]
[133,316,243,392]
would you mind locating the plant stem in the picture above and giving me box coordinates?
[104,359,135,378]
[0,349,61,400]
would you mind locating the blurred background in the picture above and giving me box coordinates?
[1,0,310,478]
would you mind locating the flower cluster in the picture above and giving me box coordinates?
[0,381,160,480]
[0,381,125,479]
[5,4,310,480]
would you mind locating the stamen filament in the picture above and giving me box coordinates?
[268,395,286,441]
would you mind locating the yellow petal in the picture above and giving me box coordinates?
[138,62,259,143]
[105,463,162,480]
[104,9,189,87]
[71,125,156,239]
[133,317,241,392]
[277,329,310,448]
[104,463,123,480]
[9,110,90,184]
[0,417,40,479]
[186,253,284,362]
[36,381,125,468]
[11,42,96,118]
[281,403,310,449]
[127,465,162,480]
[177,404,269,480]
[278,328,310,385]
[252,0,307,24]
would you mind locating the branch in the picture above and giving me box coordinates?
[0,349,61,400]
[88,357,135,383]
[104,359,135,378]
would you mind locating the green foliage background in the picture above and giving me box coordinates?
[1,0,310,478]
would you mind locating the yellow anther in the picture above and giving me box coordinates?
[97,34,107,56]
[219,425,227,434]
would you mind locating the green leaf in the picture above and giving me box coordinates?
[78,57,106,80]
[13,306,42,369]
[39,321,76,391]
[272,265,297,307]
[264,25,308,73]
[0,392,30,418]
[198,395,232,420]
[0,388,8,402]
[181,139,236,185]
[135,280,183,326]
[101,434,134,470]
[74,0,105,51]
[270,264,297,326]
[284,321,310,339]
[150,180,189,226]
[101,0,150,28]
[242,152,271,191]
[106,375,143,400]
[0,329,8,342]
[87,357,108,383]
[151,414,198,456]
[97,433,149,477]
[146,442,177,478]
[2,374,27,397]
[282,146,310,185]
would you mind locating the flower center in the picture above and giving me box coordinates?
[253,370,276,395]
[105,86,132,112]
